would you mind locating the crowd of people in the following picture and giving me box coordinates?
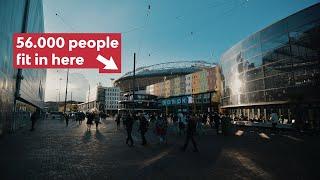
[115,111,232,152]
[32,109,232,152]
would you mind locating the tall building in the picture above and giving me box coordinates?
[0,0,46,135]
[104,87,120,114]
[220,3,320,129]
[78,85,120,114]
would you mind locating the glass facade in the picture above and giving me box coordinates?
[220,3,320,129]
[0,0,46,135]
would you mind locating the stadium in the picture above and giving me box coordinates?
[114,60,216,92]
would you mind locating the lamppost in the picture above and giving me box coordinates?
[56,88,59,111]
[58,78,62,103]
[63,68,70,113]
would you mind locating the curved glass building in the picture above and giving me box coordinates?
[220,3,320,129]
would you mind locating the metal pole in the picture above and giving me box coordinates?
[63,69,69,113]
[87,84,90,111]
[132,53,136,112]
[59,78,62,103]
[56,89,59,111]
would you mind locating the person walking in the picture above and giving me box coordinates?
[139,113,149,146]
[95,112,100,130]
[76,112,81,125]
[125,113,134,147]
[181,114,199,152]
[197,114,205,135]
[100,111,107,121]
[115,114,121,130]
[155,114,167,144]
[64,113,69,127]
[178,113,186,135]
[209,113,214,128]
[79,112,85,125]
[30,110,39,131]
[270,110,279,133]
[214,112,221,135]
[86,112,94,131]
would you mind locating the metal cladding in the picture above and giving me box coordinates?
[114,61,216,92]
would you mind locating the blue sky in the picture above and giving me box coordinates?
[43,0,320,101]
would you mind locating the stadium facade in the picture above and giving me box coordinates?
[146,67,221,113]
[220,3,320,130]
[114,61,214,92]
[115,61,221,113]
[0,0,46,135]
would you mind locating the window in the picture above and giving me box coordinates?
[243,45,261,60]
[264,73,292,89]
[246,79,264,92]
[261,19,288,41]
[261,34,289,53]
[246,68,263,81]
[264,59,292,77]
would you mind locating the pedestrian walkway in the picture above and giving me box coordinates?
[0,117,319,180]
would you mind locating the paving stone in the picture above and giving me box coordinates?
[0,118,319,180]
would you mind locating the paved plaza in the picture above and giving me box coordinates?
[0,118,319,180]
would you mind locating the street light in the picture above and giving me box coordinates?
[58,78,63,103]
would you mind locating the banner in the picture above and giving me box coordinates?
[13,33,121,73]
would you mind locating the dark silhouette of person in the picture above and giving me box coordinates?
[182,114,199,152]
[214,112,221,135]
[80,112,85,125]
[86,112,94,131]
[94,113,100,130]
[125,113,134,146]
[64,113,69,127]
[30,110,39,131]
[209,113,214,128]
[139,114,149,146]
[116,114,121,129]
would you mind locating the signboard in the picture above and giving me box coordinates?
[161,96,191,106]
[13,33,121,73]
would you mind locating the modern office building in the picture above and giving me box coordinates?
[104,87,120,114]
[220,3,320,129]
[78,84,120,114]
[0,0,46,135]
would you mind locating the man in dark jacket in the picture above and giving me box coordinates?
[209,113,214,128]
[115,114,121,129]
[30,110,39,131]
[139,114,149,146]
[214,112,221,135]
[64,113,69,127]
[181,114,199,152]
[125,113,134,147]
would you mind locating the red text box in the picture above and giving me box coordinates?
[13,33,121,73]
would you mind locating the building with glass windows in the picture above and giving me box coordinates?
[78,85,120,115]
[145,66,221,114]
[0,0,46,135]
[220,3,320,130]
